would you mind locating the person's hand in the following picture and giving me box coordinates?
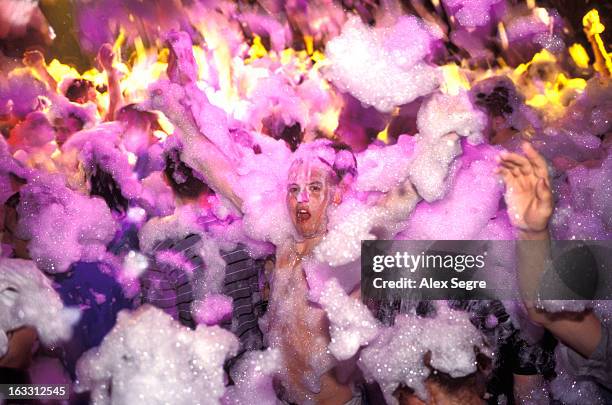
[495,142,553,234]
[23,50,45,67]
[97,43,115,71]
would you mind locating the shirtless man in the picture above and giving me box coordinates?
[149,85,419,404]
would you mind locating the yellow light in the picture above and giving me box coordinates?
[568,43,590,68]
[304,35,314,55]
[318,106,341,136]
[513,49,557,77]
[534,8,551,26]
[46,59,80,83]
[583,9,605,36]
[134,36,147,66]
[440,64,471,95]
[311,50,326,64]
[376,124,390,144]
[153,130,168,142]
[245,35,268,63]
[156,113,175,135]
[525,94,548,108]
[113,29,126,56]
[582,9,612,76]
[498,22,508,50]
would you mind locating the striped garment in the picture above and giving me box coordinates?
[220,244,266,356]
[136,234,202,329]
[137,232,266,354]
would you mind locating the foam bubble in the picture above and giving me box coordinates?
[76,306,239,405]
[324,16,441,112]
[0,258,79,356]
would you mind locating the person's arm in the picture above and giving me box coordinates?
[149,86,244,213]
[97,44,122,121]
[496,142,602,358]
[378,176,421,223]
[0,326,37,369]
[22,50,57,92]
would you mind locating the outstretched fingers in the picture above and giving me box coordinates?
[498,151,533,176]
[535,178,554,207]
[522,143,550,185]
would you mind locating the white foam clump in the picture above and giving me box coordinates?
[353,135,415,193]
[223,348,282,405]
[139,171,176,217]
[194,293,233,326]
[62,122,142,200]
[442,0,502,27]
[358,304,489,404]
[234,132,295,246]
[402,145,503,239]
[16,173,117,273]
[408,91,487,202]
[324,16,441,113]
[76,306,239,405]
[318,278,380,361]
[139,205,225,292]
[0,259,79,356]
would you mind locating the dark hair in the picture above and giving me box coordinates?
[279,123,302,152]
[330,142,358,180]
[89,165,129,214]
[116,104,160,130]
[65,79,94,103]
[5,192,20,209]
[163,149,212,199]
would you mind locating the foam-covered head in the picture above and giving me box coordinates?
[286,140,357,239]
[286,156,337,239]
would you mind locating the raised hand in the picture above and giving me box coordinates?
[97,43,115,72]
[495,142,553,234]
[22,50,45,67]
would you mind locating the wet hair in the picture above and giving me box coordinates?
[330,142,358,180]
[472,77,521,119]
[164,149,212,199]
[89,165,129,214]
[290,140,358,186]
[65,79,94,103]
[5,192,20,209]
[279,123,302,152]
[475,85,513,117]
[116,104,161,130]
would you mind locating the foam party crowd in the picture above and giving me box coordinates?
[0,0,611,404]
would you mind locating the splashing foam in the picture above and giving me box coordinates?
[358,303,490,405]
[222,348,282,405]
[0,258,79,356]
[75,306,239,405]
[16,174,117,273]
[324,16,441,113]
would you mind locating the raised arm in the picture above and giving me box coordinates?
[496,142,601,357]
[97,44,122,121]
[148,84,243,213]
[22,50,57,92]
[379,176,421,223]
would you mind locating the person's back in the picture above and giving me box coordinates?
[53,261,131,379]
[220,243,265,357]
[137,233,199,329]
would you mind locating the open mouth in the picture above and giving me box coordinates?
[296,208,311,222]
